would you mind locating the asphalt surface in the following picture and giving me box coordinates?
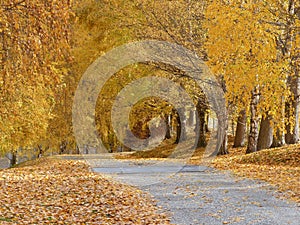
[90,157,299,225]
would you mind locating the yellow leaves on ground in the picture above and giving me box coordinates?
[0,159,171,224]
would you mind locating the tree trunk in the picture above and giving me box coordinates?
[165,114,172,139]
[181,109,187,141]
[37,144,44,158]
[205,113,209,132]
[271,128,285,148]
[233,110,246,147]
[10,151,17,167]
[175,114,181,144]
[285,74,300,144]
[175,108,187,143]
[281,1,299,144]
[59,140,68,154]
[75,144,80,154]
[196,107,207,148]
[257,116,273,150]
[218,129,228,155]
[218,110,229,155]
[246,89,260,154]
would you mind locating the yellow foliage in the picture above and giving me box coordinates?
[0,0,72,154]
[204,1,289,128]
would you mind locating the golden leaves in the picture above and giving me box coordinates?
[204,1,289,125]
[0,0,72,152]
[0,159,171,224]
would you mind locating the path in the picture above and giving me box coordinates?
[55,155,300,224]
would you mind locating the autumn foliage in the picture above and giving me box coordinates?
[0,0,72,155]
[0,0,299,204]
[0,159,171,224]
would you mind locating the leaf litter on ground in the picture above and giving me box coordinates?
[0,158,171,224]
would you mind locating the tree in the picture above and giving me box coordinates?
[263,0,300,144]
[0,0,72,163]
[204,0,289,153]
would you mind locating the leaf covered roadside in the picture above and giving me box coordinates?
[0,159,171,224]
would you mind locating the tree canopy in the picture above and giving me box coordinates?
[1,0,300,164]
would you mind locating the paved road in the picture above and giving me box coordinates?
[89,157,299,225]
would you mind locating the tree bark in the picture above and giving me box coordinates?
[37,144,44,158]
[257,116,273,150]
[218,109,229,155]
[218,129,228,155]
[175,114,181,144]
[9,151,17,167]
[233,109,246,147]
[59,141,67,154]
[214,76,228,155]
[271,128,286,148]
[246,89,260,154]
[165,114,172,139]
[285,74,300,144]
[205,113,209,132]
[196,107,207,148]
[75,144,80,154]
[175,108,187,142]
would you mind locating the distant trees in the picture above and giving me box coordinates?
[72,0,211,152]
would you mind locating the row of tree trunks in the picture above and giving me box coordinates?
[173,103,208,148]
[232,1,299,153]
[234,113,278,151]
[234,106,299,152]
[234,78,299,152]
[195,98,228,155]
[232,79,299,153]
